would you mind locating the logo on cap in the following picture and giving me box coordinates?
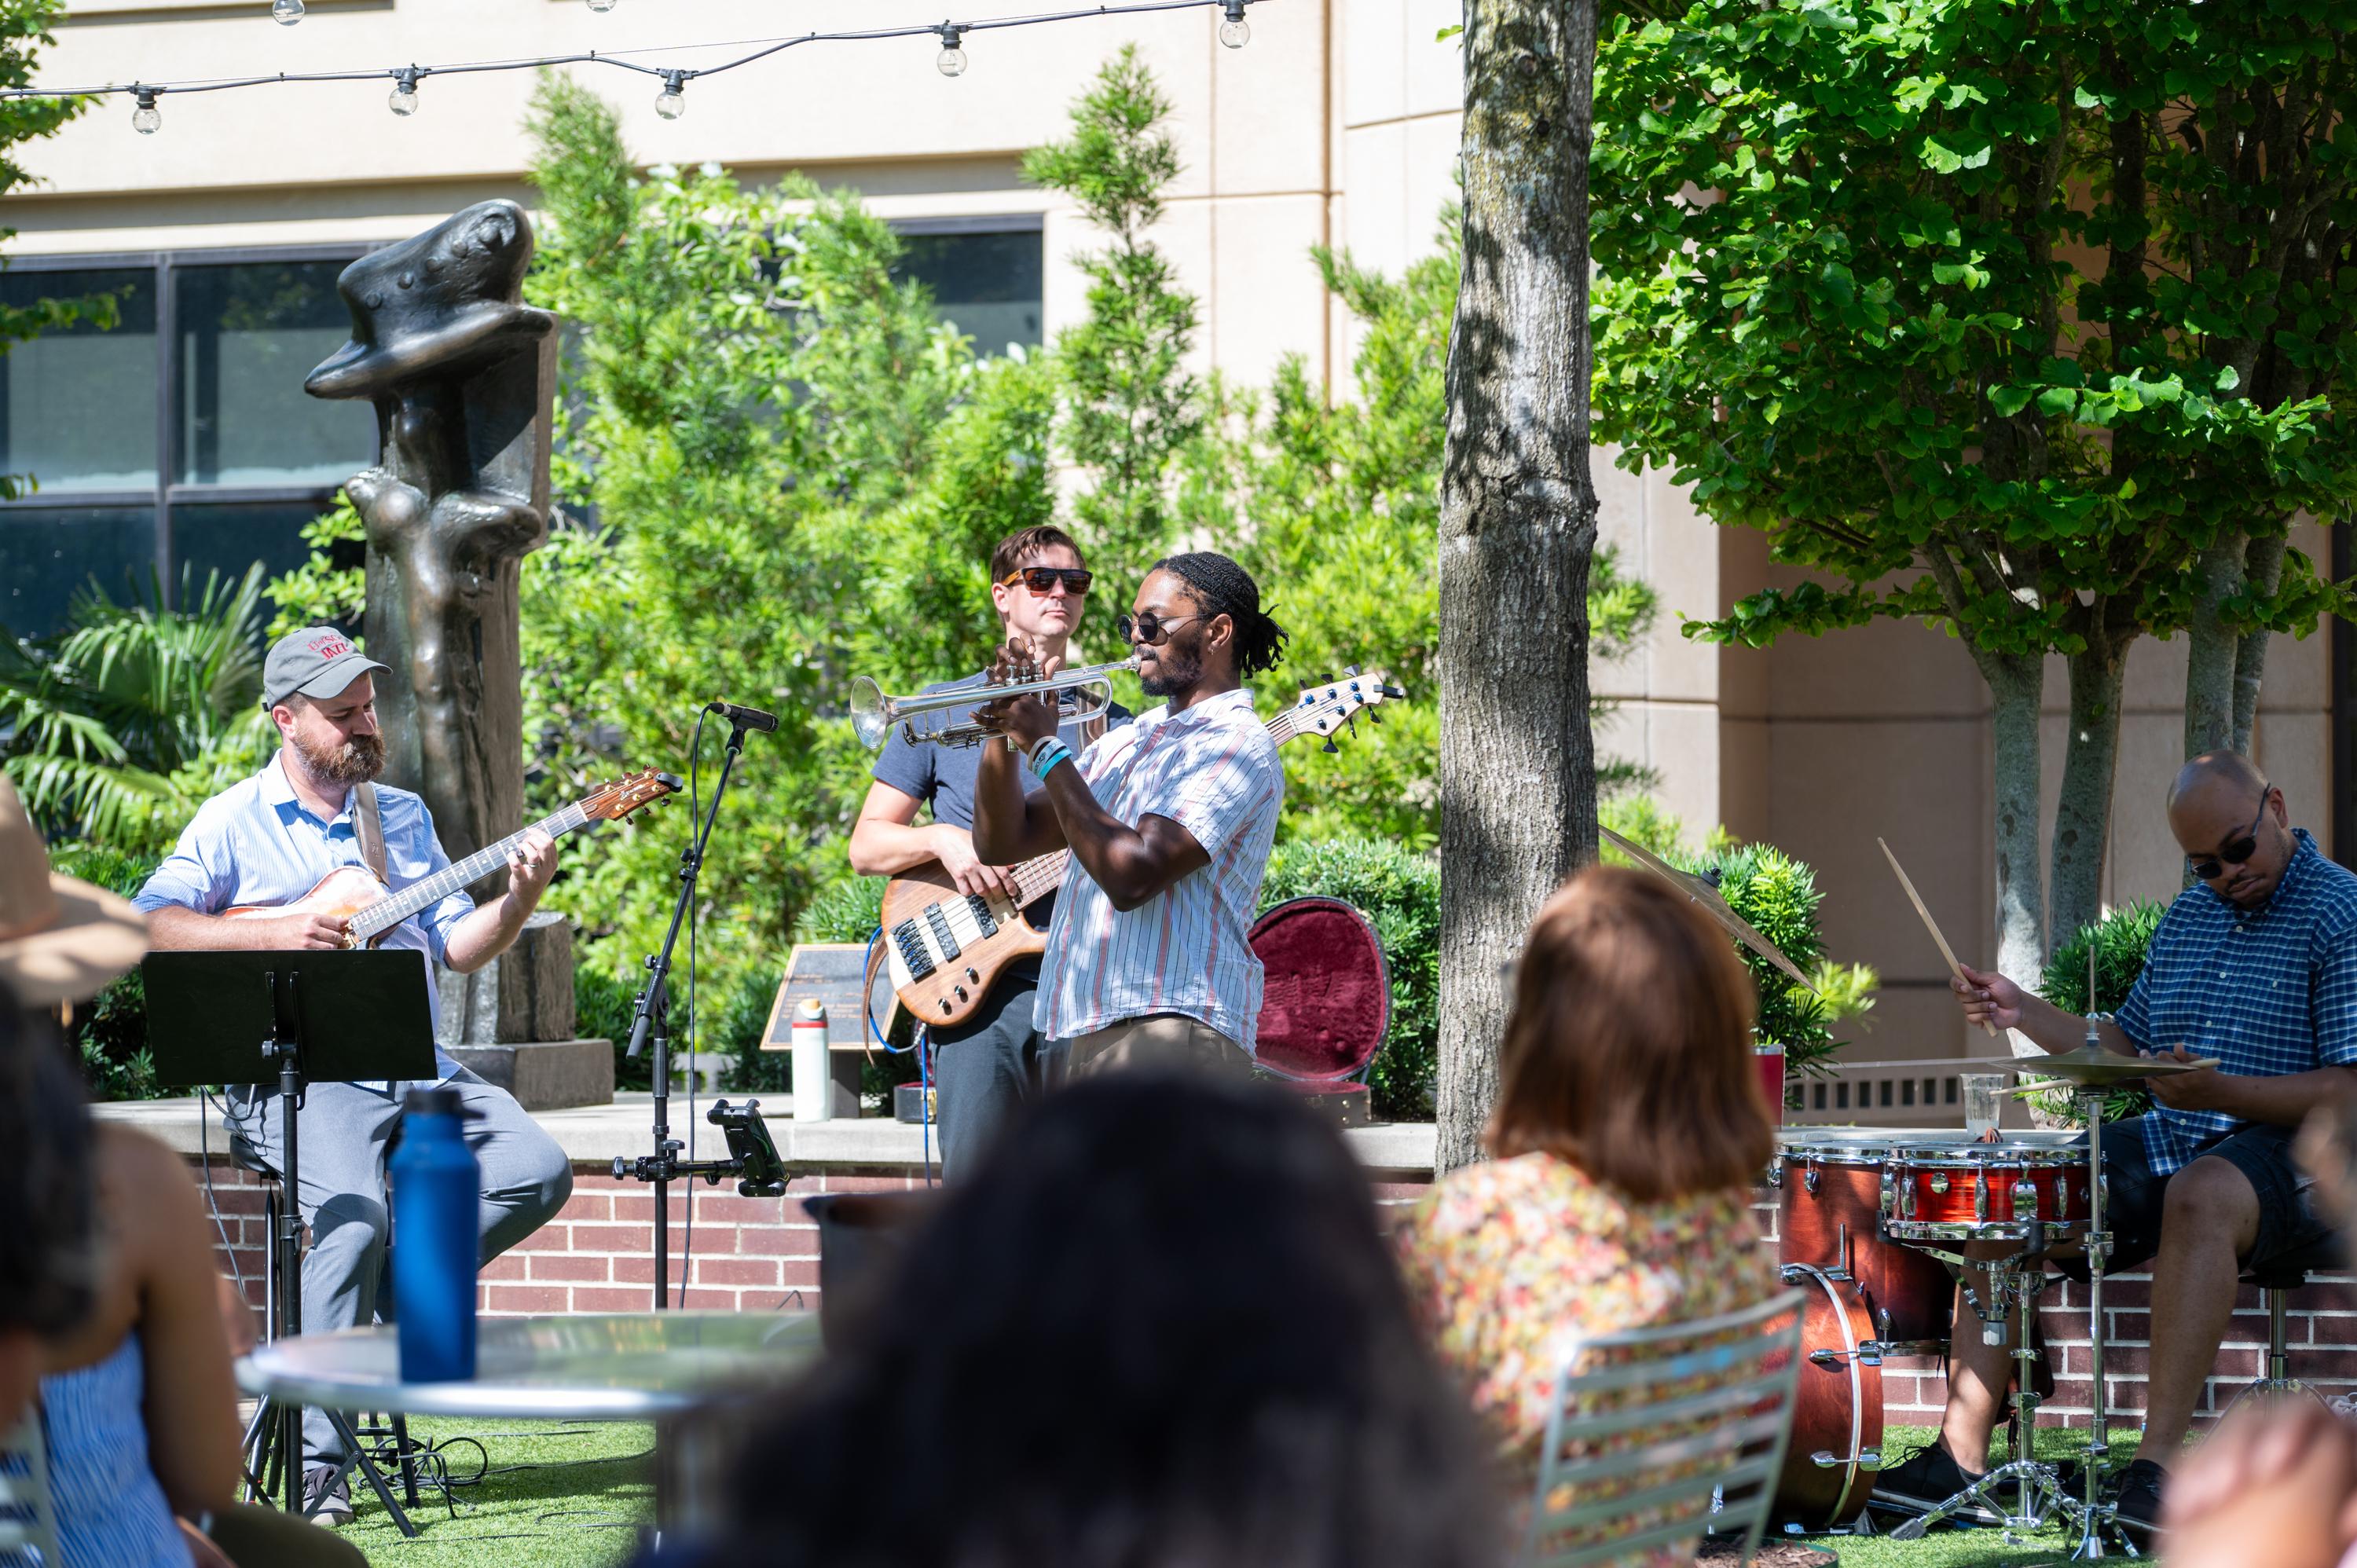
[307,634,353,661]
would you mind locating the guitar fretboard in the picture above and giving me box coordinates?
[351,802,590,940]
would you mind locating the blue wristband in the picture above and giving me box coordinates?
[1032,740,1072,781]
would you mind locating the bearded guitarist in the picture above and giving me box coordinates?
[972,551,1287,1078]
[136,626,573,1525]
[849,526,1133,1179]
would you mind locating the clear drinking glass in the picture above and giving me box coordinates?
[1962,1072,2006,1138]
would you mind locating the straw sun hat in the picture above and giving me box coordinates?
[0,775,148,1007]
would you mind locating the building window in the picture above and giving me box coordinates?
[0,247,376,637]
[892,217,1043,357]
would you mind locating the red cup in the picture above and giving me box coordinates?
[1754,1045,1787,1122]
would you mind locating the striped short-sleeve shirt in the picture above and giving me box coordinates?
[1033,687,1284,1052]
[2116,828,2357,1174]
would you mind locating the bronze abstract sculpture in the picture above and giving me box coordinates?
[304,199,557,869]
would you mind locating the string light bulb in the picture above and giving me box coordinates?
[587,0,618,9]
[1219,0,1249,47]
[388,67,420,115]
[654,69,687,119]
[131,88,161,134]
[935,23,968,77]
[271,0,305,24]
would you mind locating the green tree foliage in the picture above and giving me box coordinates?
[0,0,112,502]
[262,497,366,639]
[518,76,1056,1042]
[0,567,277,852]
[1022,45,1200,586]
[43,844,160,1101]
[1182,218,1662,848]
[2036,898,2166,1123]
[1589,0,2357,974]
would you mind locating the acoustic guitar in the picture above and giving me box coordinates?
[224,769,680,947]
[880,670,1402,1028]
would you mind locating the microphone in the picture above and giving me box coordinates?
[706,700,778,734]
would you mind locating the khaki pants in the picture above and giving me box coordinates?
[1064,1013,1253,1078]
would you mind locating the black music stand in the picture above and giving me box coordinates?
[144,950,437,1533]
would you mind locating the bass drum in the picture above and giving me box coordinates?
[1772,1262,1883,1530]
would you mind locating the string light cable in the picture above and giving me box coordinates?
[2,0,1264,129]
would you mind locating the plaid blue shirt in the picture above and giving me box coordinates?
[2116,828,2357,1174]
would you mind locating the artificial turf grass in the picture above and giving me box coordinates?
[1800,1423,2154,1566]
[339,1416,654,1566]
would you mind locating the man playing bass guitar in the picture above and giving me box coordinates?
[849,526,1131,1179]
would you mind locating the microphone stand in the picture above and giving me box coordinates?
[612,712,756,1310]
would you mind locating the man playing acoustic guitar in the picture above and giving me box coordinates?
[849,526,1131,1179]
[136,627,572,1524]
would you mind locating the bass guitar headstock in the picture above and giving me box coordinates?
[1281,667,1405,753]
[581,769,683,822]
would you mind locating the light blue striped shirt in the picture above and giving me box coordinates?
[1034,687,1283,1051]
[134,754,473,1078]
[2117,828,2357,1174]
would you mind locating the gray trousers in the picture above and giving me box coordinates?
[929,975,1067,1182]
[226,1067,572,1464]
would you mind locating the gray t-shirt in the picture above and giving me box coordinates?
[872,672,1134,833]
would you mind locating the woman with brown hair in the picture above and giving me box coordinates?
[1394,864,1781,1481]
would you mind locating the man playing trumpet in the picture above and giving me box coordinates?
[971,551,1287,1076]
[849,526,1131,1177]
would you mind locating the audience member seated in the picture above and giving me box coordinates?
[2163,1091,2357,1568]
[0,779,361,1568]
[0,981,95,1433]
[669,1072,1503,1568]
[1393,866,1781,1490]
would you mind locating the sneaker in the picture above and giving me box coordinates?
[2110,1458,2166,1547]
[1868,1441,2005,1526]
[302,1464,354,1526]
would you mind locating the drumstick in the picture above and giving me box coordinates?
[1599,825,1816,992]
[1878,837,1997,1039]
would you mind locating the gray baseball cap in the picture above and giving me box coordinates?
[261,626,390,709]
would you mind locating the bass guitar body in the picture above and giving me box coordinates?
[879,866,1047,1029]
[223,866,390,947]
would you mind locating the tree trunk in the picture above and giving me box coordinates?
[1435,0,1602,1175]
[2051,631,2130,952]
[2231,531,2287,755]
[1977,651,2047,1051]
[2184,532,2246,759]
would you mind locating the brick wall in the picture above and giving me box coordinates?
[196,1153,2356,1429]
[198,1160,1438,1319]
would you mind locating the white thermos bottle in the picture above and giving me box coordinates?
[793,997,831,1122]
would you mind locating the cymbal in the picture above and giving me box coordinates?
[2006,1046,2220,1094]
[1596,825,1815,992]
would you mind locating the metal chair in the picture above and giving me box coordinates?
[1521,1288,1805,1568]
[0,1410,60,1566]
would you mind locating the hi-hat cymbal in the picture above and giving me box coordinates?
[2007,1046,2218,1094]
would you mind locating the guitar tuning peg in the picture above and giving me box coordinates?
[1367,708,1382,725]
[1343,664,1358,677]
[1322,738,1340,754]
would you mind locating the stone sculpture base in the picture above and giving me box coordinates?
[448,1039,614,1112]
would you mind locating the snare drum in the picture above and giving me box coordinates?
[1879,1131,2090,1245]
[1774,1130,1956,1355]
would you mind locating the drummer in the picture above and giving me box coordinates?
[1872,751,2357,1543]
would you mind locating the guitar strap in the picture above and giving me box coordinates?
[354,781,390,884]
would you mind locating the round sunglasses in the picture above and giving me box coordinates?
[1116,610,1201,646]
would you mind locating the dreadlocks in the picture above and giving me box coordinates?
[1153,551,1289,678]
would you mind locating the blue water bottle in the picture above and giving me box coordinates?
[392,1086,478,1383]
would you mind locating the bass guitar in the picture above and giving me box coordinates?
[224,769,680,947]
[880,670,1402,1028]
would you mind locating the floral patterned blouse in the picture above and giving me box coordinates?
[1395,1151,1778,1506]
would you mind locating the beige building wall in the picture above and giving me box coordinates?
[17,0,2344,1078]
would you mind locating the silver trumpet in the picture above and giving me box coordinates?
[849,656,1140,750]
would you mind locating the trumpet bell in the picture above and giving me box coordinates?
[850,676,893,751]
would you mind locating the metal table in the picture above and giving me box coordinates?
[236,1311,822,1533]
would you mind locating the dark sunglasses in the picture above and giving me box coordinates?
[1000,566,1092,595]
[1116,610,1200,647]
[2187,782,2273,881]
